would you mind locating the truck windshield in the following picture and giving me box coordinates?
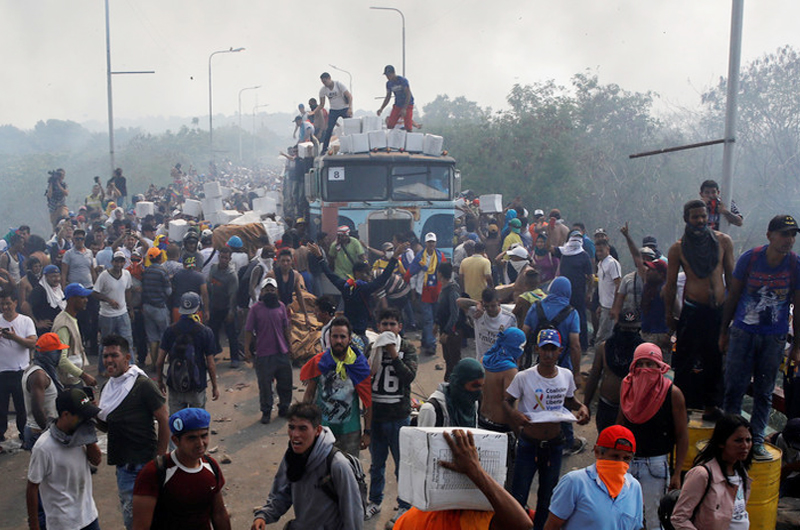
[391,165,451,200]
[323,165,388,201]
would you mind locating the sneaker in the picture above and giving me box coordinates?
[260,413,271,424]
[385,507,409,529]
[753,444,772,461]
[563,436,587,457]
[365,502,382,520]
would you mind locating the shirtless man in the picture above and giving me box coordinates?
[664,199,734,420]
[583,311,643,433]
[266,249,310,327]
[503,329,590,528]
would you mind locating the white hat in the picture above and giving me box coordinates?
[534,209,544,217]
[424,232,437,242]
[259,277,278,290]
[506,246,529,259]
[113,250,126,260]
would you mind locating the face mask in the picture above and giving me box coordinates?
[595,459,630,499]
[384,251,393,260]
[510,259,528,273]
[261,293,279,307]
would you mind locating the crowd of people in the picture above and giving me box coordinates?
[1,155,799,530]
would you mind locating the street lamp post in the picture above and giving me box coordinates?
[328,64,352,94]
[238,85,261,162]
[370,6,405,76]
[252,104,270,162]
[208,47,245,157]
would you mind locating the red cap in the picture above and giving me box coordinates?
[36,332,70,352]
[596,425,636,453]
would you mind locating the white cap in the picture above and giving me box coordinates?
[506,246,529,259]
[424,232,437,242]
[259,277,278,290]
[113,250,127,260]
[534,209,545,217]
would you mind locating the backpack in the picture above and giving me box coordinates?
[166,322,204,392]
[657,464,712,530]
[318,447,368,518]
[522,302,574,368]
[236,260,263,309]
[154,453,221,494]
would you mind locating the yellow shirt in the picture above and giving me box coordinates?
[459,255,492,300]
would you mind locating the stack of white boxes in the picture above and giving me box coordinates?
[202,182,224,225]
[332,115,444,155]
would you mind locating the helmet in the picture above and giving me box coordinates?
[201,229,213,239]
[183,230,199,242]
[657,489,680,530]
[227,236,243,249]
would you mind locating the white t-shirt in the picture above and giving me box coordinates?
[94,269,132,317]
[597,255,622,308]
[469,306,517,359]
[231,251,250,274]
[319,80,350,110]
[728,474,750,529]
[200,247,219,278]
[506,365,575,415]
[0,313,35,372]
[28,430,99,529]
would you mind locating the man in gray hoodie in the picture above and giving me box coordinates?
[251,402,364,530]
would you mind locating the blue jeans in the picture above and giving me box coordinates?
[117,463,146,530]
[511,435,563,530]
[723,326,786,443]
[420,301,436,351]
[369,417,411,509]
[629,454,669,530]
[99,314,134,362]
[321,108,351,152]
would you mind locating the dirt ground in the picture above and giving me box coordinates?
[0,335,597,530]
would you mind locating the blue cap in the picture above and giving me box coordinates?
[169,408,211,435]
[226,235,243,248]
[537,329,562,348]
[179,292,201,315]
[43,264,60,275]
[64,283,93,300]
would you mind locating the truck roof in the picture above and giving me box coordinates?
[318,152,456,165]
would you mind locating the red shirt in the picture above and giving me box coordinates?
[133,452,225,529]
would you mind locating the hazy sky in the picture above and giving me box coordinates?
[3,0,800,130]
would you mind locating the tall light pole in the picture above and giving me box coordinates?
[719,0,744,233]
[252,104,270,162]
[370,6,405,76]
[104,0,154,179]
[238,85,261,162]
[208,47,245,157]
[329,64,352,94]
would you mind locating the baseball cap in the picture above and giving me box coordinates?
[488,224,499,233]
[64,283,93,299]
[618,310,640,327]
[113,250,126,260]
[594,228,607,237]
[644,259,668,275]
[43,264,60,275]
[262,277,278,289]
[56,388,101,420]
[201,229,213,238]
[537,329,562,348]
[642,235,658,248]
[36,332,69,352]
[509,218,522,229]
[169,407,211,435]
[639,247,657,260]
[533,209,545,218]
[296,217,306,225]
[382,242,395,251]
[425,232,437,242]
[596,425,636,453]
[178,292,201,315]
[337,225,350,235]
[383,64,395,75]
[783,418,800,449]
[768,214,800,233]
[506,246,529,259]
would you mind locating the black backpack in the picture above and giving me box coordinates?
[166,323,204,392]
[236,260,263,309]
[318,447,368,519]
[657,464,713,530]
[522,301,574,368]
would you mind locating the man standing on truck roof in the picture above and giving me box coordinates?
[313,72,353,154]
[377,65,414,132]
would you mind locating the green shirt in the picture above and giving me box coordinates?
[329,237,365,278]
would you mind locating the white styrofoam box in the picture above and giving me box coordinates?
[479,194,503,214]
[362,115,383,132]
[215,210,242,225]
[405,132,425,152]
[338,135,353,154]
[342,118,362,135]
[398,427,508,511]
[351,133,370,153]
[387,128,407,150]
[251,196,277,215]
[201,197,223,218]
[204,181,222,198]
[134,201,154,218]
[168,219,189,242]
[183,199,202,218]
[297,142,314,158]
[368,130,387,150]
[262,218,285,245]
[423,134,444,156]
[219,186,233,200]
[230,211,262,225]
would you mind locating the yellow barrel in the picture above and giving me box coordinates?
[679,415,716,471]
[747,443,782,530]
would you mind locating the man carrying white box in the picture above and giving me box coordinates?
[315,72,353,154]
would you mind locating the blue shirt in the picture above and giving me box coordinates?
[732,247,800,335]
[523,302,580,369]
[549,464,643,530]
[386,76,414,107]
